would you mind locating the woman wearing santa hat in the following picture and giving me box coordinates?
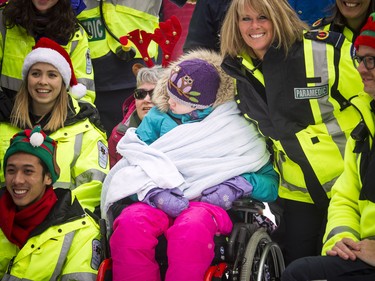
[0,0,95,104]
[0,37,109,215]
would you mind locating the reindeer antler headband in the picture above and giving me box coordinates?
[119,16,182,68]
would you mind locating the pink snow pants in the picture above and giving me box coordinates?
[110,201,233,281]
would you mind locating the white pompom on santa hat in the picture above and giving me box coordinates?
[22,37,87,99]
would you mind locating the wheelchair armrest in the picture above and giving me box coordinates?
[231,198,265,213]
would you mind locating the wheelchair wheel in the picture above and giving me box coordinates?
[239,228,285,281]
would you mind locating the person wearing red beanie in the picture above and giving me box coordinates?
[281,12,375,280]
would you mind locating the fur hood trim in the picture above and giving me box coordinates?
[152,49,235,112]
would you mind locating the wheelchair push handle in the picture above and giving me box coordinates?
[232,198,265,210]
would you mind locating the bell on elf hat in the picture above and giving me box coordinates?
[22,37,87,99]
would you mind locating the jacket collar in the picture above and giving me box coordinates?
[29,188,85,238]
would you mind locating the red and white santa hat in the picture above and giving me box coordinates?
[22,37,86,99]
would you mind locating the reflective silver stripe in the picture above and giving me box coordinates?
[276,155,308,193]
[78,77,96,91]
[325,226,360,243]
[0,12,5,69]
[83,0,161,16]
[280,173,337,194]
[1,275,32,281]
[320,176,338,193]
[71,133,83,170]
[1,75,22,92]
[75,169,107,186]
[311,40,330,112]
[61,272,97,281]
[111,0,161,17]
[330,129,347,159]
[50,231,76,281]
[311,40,346,158]
[67,30,95,91]
[53,181,74,189]
[70,39,79,56]
[82,0,98,9]
[277,151,337,193]
[1,232,76,281]
[280,176,308,193]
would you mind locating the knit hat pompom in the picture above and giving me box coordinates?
[3,126,60,184]
[69,82,87,100]
[354,13,375,51]
[22,37,87,99]
[29,132,44,147]
[167,58,220,109]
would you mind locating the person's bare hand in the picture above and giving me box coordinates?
[352,239,375,267]
[326,237,360,261]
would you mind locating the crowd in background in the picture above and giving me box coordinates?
[0,0,375,280]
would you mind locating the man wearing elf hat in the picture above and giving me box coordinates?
[281,13,375,281]
[0,126,102,280]
[0,37,108,214]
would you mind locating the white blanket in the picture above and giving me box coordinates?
[101,101,270,218]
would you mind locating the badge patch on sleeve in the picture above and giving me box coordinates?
[294,84,328,99]
[91,239,102,270]
[98,141,109,169]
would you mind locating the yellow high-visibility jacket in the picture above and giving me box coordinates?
[221,30,364,208]
[311,17,356,42]
[0,97,109,213]
[0,14,96,104]
[77,0,161,60]
[0,189,102,280]
[323,93,375,253]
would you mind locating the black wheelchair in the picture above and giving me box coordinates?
[97,198,285,281]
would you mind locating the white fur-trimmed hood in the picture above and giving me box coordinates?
[152,49,235,112]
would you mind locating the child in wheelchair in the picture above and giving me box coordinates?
[101,50,279,281]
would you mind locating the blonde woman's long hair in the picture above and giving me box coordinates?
[220,0,309,58]
[10,81,69,132]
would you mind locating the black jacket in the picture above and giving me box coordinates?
[183,0,231,52]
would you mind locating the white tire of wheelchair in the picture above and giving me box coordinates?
[239,228,275,281]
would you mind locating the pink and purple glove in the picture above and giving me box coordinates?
[143,187,189,217]
[200,176,253,210]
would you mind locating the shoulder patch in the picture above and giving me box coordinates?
[310,17,331,29]
[91,239,102,270]
[316,30,329,40]
[98,140,109,169]
[311,18,324,29]
[304,30,345,49]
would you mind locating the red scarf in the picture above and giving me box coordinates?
[0,187,57,248]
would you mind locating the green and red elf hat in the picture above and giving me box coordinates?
[3,126,60,184]
[355,12,375,50]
